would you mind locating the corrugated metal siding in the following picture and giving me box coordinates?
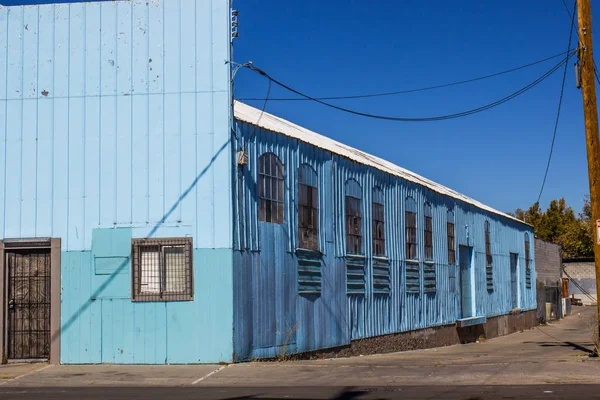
[233,120,536,360]
[0,0,232,251]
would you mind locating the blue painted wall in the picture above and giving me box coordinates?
[232,120,536,361]
[0,0,234,363]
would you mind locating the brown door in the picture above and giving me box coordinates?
[5,249,51,359]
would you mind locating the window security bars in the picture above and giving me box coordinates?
[258,153,285,224]
[132,238,193,302]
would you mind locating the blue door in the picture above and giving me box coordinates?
[459,246,474,318]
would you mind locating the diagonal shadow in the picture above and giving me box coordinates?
[53,138,230,344]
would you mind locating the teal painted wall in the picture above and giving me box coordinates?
[60,247,233,364]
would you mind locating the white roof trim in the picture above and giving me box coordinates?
[234,101,529,227]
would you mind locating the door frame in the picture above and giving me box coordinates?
[0,238,61,364]
[458,245,475,319]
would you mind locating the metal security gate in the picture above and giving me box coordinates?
[5,249,51,359]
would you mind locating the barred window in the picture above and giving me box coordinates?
[258,153,285,224]
[447,210,456,265]
[525,233,532,289]
[485,221,493,291]
[424,202,433,261]
[132,238,193,302]
[372,187,385,257]
[298,164,319,251]
[405,196,417,260]
[345,179,363,255]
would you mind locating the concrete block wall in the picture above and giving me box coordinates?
[564,261,597,306]
[534,238,562,287]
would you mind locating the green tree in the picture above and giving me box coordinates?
[510,196,593,258]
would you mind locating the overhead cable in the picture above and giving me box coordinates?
[537,0,576,205]
[242,53,572,123]
[238,49,575,102]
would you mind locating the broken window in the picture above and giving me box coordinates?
[298,164,319,251]
[258,153,285,224]
[345,179,363,255]
[405,196,417,260]
[372,187,385,257]
[447,210,456,265]
[424,202,433,261]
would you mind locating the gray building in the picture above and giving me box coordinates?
[535,238,563,322]
[563,258,597,306]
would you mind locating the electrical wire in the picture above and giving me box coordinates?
[248,78,272,141]
[536,0,577,205]
[242,53,572,123]
[238,49,575,102]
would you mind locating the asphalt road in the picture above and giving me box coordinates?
[1,385,600,399]
[1,307,599,399]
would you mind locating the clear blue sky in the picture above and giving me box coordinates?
[1,0,597,215]
[232,0,597,215]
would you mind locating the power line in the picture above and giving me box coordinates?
[537,0,577,205]
[242,54,572,123]
[238,49,574,102]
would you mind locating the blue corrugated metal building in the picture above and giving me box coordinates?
[232,102,536,361]
[0,0,536,365]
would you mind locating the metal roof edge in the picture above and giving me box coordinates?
[233,100,533,229]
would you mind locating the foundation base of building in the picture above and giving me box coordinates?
[287,310,537,361]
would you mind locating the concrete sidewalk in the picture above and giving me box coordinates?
[2,307,600,388]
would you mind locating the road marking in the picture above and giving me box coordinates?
[192,365,229,385]
[0,364,53,386]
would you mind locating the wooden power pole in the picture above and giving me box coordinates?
[577,0,600,351]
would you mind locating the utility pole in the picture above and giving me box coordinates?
[577,0,600,353]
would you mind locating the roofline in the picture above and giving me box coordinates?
[233,101,533,229]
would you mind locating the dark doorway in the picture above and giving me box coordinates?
[510,253,519,309]
[5,249,51,360]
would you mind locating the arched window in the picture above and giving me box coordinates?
[485,221,493,290]
[447,210,455,264]
[405,197,417,259]
[345,179,363,255]
[525,233,532,289]
[298,164,319,251]
[258,153,284,224]
[424,202,433,260]
[372,187,385,257]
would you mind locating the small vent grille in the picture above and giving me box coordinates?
[406,261,420,294]
[424,262,436,293]
[373,259,391,295]
[486,264,494,291]
[297,249,321,295]
[346,256,366,295]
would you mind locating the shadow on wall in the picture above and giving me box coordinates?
[52,139,230,347]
